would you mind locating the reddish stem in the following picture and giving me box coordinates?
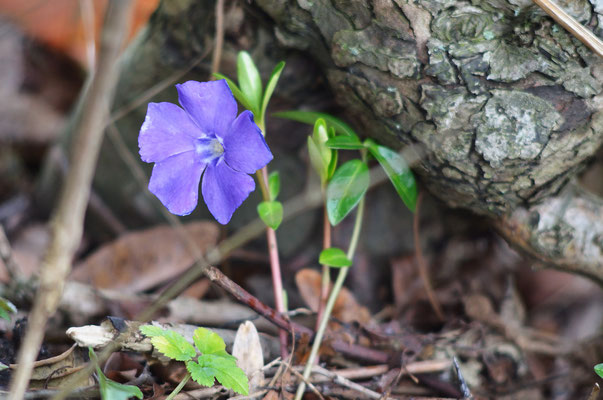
[316,204,331,330]
[261,167,288,359]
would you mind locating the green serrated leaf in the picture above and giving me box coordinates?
[365,139,417,212]
[595,363,603,379]
[257,201,283,230]
[199,354,249,395]
[327,160,369,226]
[90,348,143,400]
[268,171,280,200]
[325,136,364,150]
[187,360,216,387]
[260,61,285,120]
[273,111,358,137]
[140,326,196,361]
[319,247,352,267]
[237,51,262,115]
[212,74,256,113]
[192,327,226,355]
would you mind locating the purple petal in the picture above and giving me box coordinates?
[148,151,205,216]
[176,80,237,138]
[223,110,273,174]
[202,159,255,224]
[139,102,203,163]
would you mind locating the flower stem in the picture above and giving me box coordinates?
[165,373,190,400]
[316,201,331,332]
[257,166,288,359]
[294,195,365,400]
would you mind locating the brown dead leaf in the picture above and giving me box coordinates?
[0,0,159,65]
[295,268,371,324]
[71,222,219,292]
[10,345,93,389]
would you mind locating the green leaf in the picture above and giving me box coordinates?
[237,51,262,114]
[319,248,352,267]
[273,111,358,137]
[327,147,338,181]
[187,360,216,387]
[308,136,328,184]
[596,363,603,379]
[326,160,369,226]
[260,61,285,120]
[212,73,255,113]
[199,354,249,395]
[268,171,280,200]
[140,325,196,361]
[0,297,16,321]
[89,348,143,400]
[0,362,8,371]
[257,201,283,230]
[365,139,417,212]
[325,136,364,150]
[192,327,229,356]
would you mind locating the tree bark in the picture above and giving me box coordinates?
[254,0,603,282]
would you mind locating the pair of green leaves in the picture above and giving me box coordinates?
[214,51,285,128]
[257,171,283,230]
[140,325,249,395]
[277,111,417,227]
[89,348,143,400]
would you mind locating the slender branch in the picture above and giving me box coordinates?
[531,0,603,57]
[210,0,225,75]
[8,1,133,398]
[295,195,366,400]
[413,192,444,321]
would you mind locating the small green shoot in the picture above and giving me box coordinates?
[89,348,143,400]
[595,363,603,379]
[319,248,352,267]
[140,325,249,396]
[237,51,263,116]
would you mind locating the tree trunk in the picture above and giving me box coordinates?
[43,0,602,282]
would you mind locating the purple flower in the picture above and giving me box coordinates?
[138,79,273,224]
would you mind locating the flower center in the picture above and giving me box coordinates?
[195,136,224,163]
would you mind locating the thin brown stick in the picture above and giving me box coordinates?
[211,0,226,75]
[8,1,133,398]
[587,383,600,400]
[413,192,444,321]
[532,0,603,57]
[204,266,389,364]
[0,225,19,281]
[311,365,394,400]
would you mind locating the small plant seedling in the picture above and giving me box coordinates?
[89,348,143,400]
[140,325,249,397]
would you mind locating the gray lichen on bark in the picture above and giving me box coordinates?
[256,0,603,279]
